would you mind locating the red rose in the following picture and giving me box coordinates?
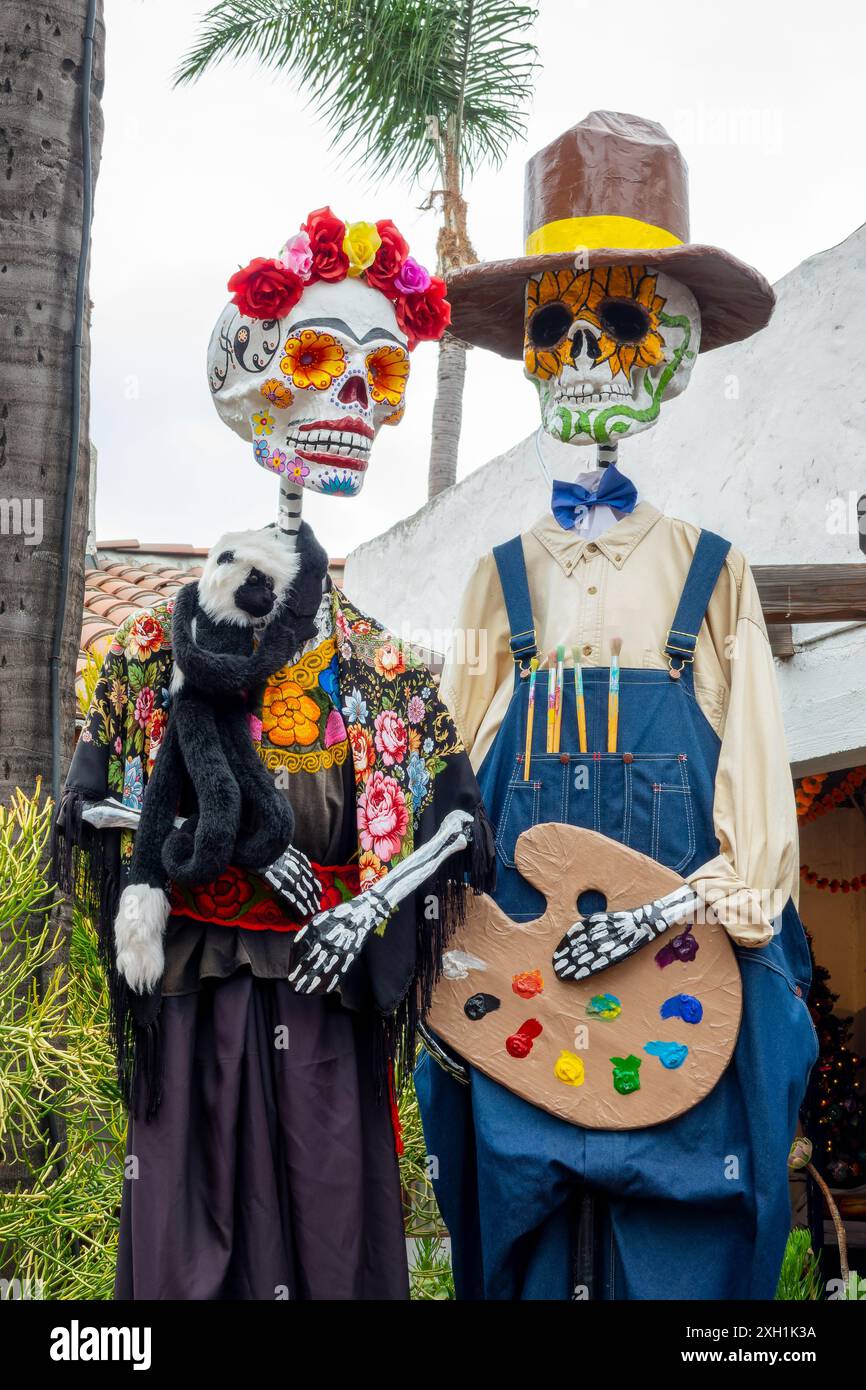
[302,206,349,283]
[227,257,304,320]
[191,865,254,921]
[365,218,409,297]
[395,275,451,347]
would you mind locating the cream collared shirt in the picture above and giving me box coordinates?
[440,502,798,947]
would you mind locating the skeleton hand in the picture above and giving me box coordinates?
[552,885,699,982]
[288,889,392,995]
[260,845,321,920]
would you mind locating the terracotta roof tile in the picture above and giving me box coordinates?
[77,558,196,708]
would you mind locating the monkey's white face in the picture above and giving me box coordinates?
[197,529,301,628]
[207,279,410,498]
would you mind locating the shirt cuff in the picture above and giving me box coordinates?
[686,854,775,947]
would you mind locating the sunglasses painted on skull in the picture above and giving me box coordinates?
[524,266,667,382]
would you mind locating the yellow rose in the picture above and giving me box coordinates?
[554,1050,585,1088]
[343,221,382,278]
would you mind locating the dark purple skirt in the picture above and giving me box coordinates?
[115,971,409,1300]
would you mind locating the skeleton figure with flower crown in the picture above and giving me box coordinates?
[53,207,494,1301]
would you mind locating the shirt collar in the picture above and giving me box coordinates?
[529,501,663,574]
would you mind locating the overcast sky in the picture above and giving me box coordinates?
[91,0,866,557]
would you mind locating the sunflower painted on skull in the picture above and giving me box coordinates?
[208,208,450,497]
[523,262,700,446]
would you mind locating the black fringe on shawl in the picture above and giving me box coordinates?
[50,788,164,1119]
[377,800,497,1094]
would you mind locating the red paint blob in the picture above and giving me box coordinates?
[505,1017,543,1058]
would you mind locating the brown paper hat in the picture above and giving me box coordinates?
[448,109,775,357]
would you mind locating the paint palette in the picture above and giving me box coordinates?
[426,823,742,1130]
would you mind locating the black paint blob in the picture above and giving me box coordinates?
[464,992,501,1021]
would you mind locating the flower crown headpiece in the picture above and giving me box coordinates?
[227,207,451,351]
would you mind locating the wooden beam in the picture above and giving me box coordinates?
[753,565,866,624]
[767,624,794,659]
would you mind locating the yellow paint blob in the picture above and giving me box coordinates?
[554,1050,585,1088]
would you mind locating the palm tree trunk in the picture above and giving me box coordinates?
[0,0,104,808]
[0,0,105,1195]
[427,334,468,498]
[427,117,475,498]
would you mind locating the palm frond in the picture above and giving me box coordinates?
[176,0,539,185]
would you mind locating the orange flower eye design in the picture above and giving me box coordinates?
[524,265,666,383]
[260,378,294,409]
[366,344,410,408]
[280,330,347,391]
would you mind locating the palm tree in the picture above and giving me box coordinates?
[0,0,104,813]
[176,0,538,498]
[0,0,105,1195]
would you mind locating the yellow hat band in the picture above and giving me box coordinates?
[525,214,683,256]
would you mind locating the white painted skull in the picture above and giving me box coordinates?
[523,264,701,446]
[207,278,410,497]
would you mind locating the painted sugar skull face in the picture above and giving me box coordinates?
[208,277,410,497]
[524,265,700,446]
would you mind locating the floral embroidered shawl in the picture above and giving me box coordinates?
[53,580,493,1106]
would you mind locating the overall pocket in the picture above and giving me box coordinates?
[493,752,695,873]
[494,755,571,867]
[624,753,695,873]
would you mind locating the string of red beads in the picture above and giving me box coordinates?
[800,864,866,893]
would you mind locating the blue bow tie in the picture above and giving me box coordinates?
[552,467,638,530]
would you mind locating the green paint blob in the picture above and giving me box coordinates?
[610,1054,642,1095]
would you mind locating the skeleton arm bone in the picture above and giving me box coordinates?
[552,883,701,982]
[287,808,475,995]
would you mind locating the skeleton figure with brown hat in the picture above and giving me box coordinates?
[416,111,815,1302]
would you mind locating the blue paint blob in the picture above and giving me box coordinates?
[660,993,703,1025]
[644,1040,689,1070]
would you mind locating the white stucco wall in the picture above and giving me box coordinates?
[345,224,866,771]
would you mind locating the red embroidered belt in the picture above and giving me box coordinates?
[169,861,359,931]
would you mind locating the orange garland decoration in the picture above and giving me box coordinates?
[795,765,866,821]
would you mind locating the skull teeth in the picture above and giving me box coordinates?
[290,429,372,458]
[557,385,632,403]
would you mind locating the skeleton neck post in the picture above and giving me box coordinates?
[277,478,303,549]
[597,442,618,470]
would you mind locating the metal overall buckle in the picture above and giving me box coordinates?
[666,628,697,681]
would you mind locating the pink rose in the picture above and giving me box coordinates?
[374,709,408,766]
[134,686,155,728]
[394,256,431,295]
[279,230,314,280]
[357,770,409,863]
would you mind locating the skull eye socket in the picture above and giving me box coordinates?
[598,297,651,345]
[527,301,573,350]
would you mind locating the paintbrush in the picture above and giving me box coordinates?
[546,651,557,754]
[553,644,565,752]
[524,657,539,781]
[607,636,622,753]
[572,647,588,753]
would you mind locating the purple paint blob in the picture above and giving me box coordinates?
[660,993,703,1024]
[655,925,699,968]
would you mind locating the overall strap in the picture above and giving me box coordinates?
[665,530,732,674]
[492,537,537,668]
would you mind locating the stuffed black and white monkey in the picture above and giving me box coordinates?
[115,523,329,994]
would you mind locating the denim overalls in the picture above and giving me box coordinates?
[417,528,818,1300]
